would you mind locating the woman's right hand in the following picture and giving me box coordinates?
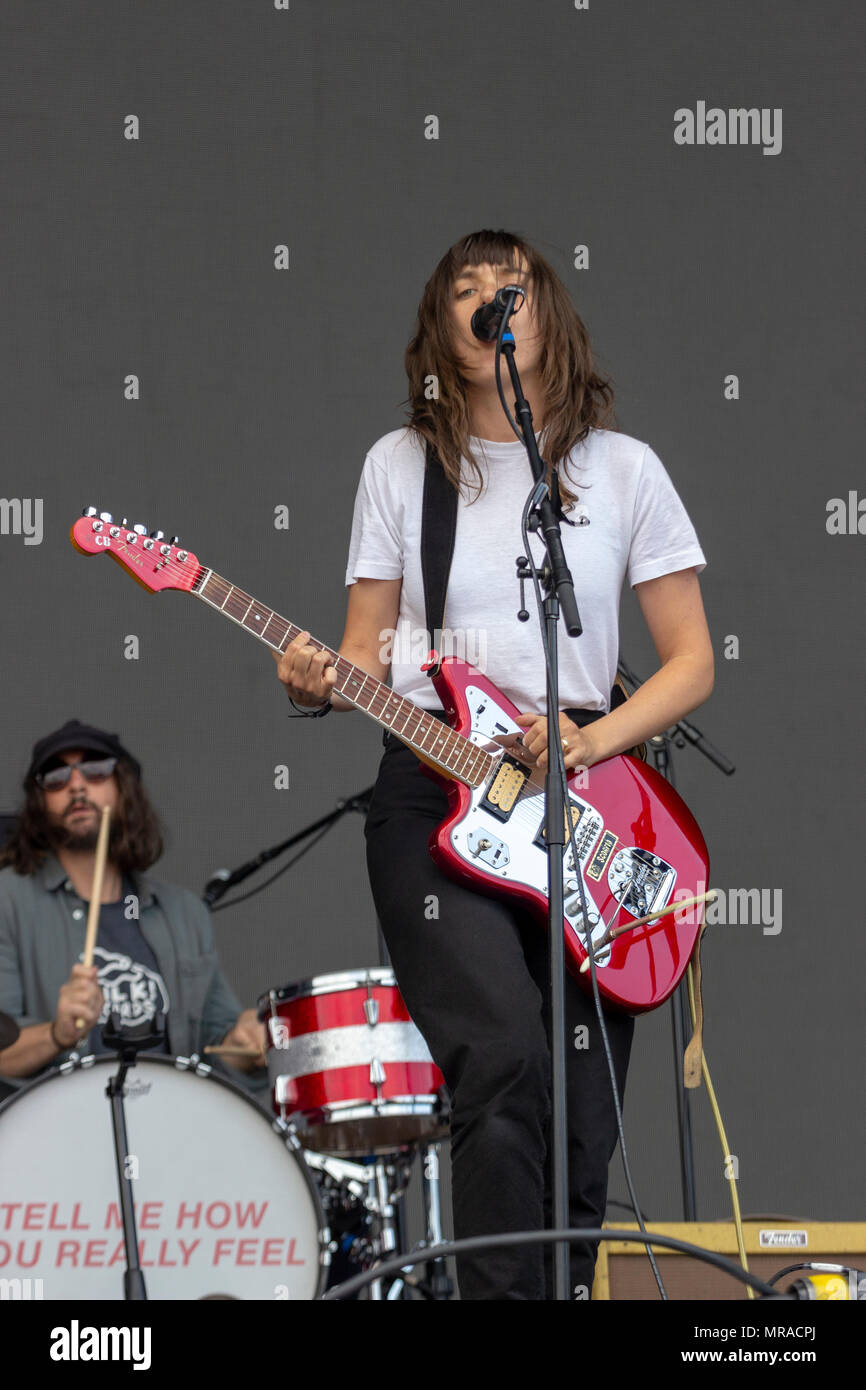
[272,630,339,707]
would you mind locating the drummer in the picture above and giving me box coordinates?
[0,720,267,1093]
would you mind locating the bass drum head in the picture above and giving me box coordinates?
[0,1055,327,1300]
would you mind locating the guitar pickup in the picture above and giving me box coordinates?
[534,798,585,852]
[480,755,529,823]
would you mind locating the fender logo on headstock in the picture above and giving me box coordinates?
[112,540,145,568]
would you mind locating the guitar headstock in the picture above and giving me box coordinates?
[70,508,202,595]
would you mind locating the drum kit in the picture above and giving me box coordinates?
[0,967,452,1300]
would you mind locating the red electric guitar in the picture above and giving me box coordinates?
[71,510,710,1014]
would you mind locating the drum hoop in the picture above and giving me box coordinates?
[0,1051,330,1295]
[257,966,397,1014]
[290,1097,444,1122]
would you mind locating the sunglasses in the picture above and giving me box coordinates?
[36,757,118,790]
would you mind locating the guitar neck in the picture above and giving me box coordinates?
[193,568,494,787]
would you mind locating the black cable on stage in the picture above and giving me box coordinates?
[607,1196,649,1222]
[320,1227,789,1301]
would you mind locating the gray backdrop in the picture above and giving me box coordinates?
[2,0,863,1237]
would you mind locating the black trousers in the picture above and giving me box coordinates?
[364,715,635,1301]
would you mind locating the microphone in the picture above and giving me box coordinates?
[471,284,526,342]
[203,868,233,906]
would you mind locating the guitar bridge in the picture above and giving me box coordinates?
[608,848,676,918]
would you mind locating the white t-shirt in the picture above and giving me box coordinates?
[344,426,706,713]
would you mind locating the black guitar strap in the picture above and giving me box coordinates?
[420,438,459,679]
[418,436,634,734]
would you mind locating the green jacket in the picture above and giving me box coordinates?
[0,854,250,1090]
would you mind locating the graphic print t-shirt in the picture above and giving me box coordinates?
[85,880,171,1054]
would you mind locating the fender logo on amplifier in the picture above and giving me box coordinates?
[759,1230,808,1248]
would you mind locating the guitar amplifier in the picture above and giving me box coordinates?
[592,1221,866,1300]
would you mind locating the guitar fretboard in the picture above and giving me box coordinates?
[193,569,497,787]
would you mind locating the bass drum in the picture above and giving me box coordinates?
[0,1054,328,1300]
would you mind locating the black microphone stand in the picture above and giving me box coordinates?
[202,788,374,906]
[615,656,734,1222]
[101,1012,167,1300]
[481,290,583,1301]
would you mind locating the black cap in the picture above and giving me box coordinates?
[26,720,142,784]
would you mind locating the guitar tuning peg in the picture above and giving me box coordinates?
[99,512,113,524]
[120,517,130,528]
[149,530,165,541]
[82,506,98,518]
[133,524,147,535]
[168,536,180,546]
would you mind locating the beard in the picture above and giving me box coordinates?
[46,803,115,853]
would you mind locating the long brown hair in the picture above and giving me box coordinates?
[403,228,617,510]
[0,758,164,877]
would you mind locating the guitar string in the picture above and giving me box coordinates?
[93,537,494,786]
[91,534,670,963]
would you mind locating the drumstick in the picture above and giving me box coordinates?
[204,1045,265,1057]
[74,805,112,1031]
[578,889,717,974]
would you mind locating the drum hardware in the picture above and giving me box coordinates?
[307,1140,454,1300]
[98,1011,169,1301]
[172,1052,216,1078]
[364,1158,401,1301]
[418,1141,453,1299]
[306,1149,412,1298]
[58,1049,97,1074]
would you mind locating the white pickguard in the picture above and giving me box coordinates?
[449,686,613,966]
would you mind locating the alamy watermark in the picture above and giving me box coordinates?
[675,880,782,936]
[0,498,43,545]
[674,103,782,157]
[379,621,488,673]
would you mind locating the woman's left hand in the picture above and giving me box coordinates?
[509,711,597,771]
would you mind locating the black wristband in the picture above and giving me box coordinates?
[287,696,332,719]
